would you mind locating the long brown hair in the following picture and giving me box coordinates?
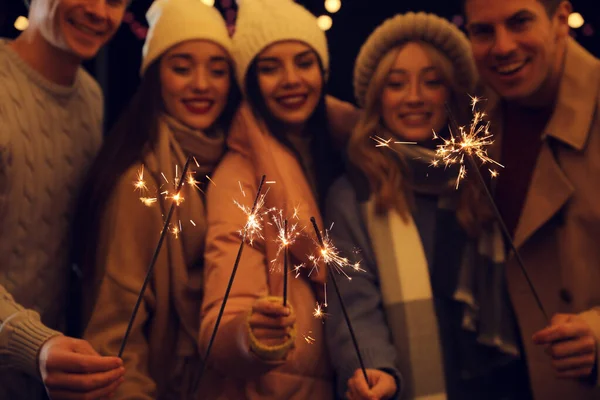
[348,41,492,235]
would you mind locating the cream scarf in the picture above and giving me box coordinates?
[361,143,518,399]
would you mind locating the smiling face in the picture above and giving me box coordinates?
[254,41,324,128]
[160,40,232,130]
[379,42,450,142]
[465,0,570,105]
[31,0,127,60]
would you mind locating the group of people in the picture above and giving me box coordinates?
[1,0,599,399]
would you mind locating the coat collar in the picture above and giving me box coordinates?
[486,38,600,151]
[485,38,600,249]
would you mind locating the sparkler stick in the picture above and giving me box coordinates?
[118,156,192,357]
[193,174,267,391]
[444,103,549,321]
[310,217,370,386]
[283,219,289,307]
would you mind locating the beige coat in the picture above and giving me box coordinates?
[198,102,338,399]
[489,38,600,400]
[84,117,223,399]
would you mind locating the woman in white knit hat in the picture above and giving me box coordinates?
[198,0,359,398]
[72,0,240,398]
[325,12,531,400]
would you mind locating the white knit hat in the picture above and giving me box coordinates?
[354,12,477,107]
[141,0,233,76]
[232,0,329,91]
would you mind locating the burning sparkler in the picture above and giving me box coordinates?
[132,163,213,238]
[234,182,273,245]
[432,99,504,189]
[307,226,364,280]
[437,101,549,321]
[310,217,369,385]
[268,210,302,306]
[194,175,268,391]
[119,156,193,357]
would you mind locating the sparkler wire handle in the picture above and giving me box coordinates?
[444,103,549,322]
[283,219,289,307]
[118,156,193,358]
[192,174,267,393]
[310,217,370,387]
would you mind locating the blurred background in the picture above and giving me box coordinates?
[2,0,598,130]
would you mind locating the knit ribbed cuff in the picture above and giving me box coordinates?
[247,296,296,361]
[4,310,62,379]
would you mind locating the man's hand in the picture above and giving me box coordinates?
[532,313,597,379]
[346,368,397,400]
[39,336,124,400]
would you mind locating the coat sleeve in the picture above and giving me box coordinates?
[324,177,402,399]
[83,167,163,400]
[578,307,600,386]
[200,154,285,378]
[0,285,62,379]
[325,95,361,149]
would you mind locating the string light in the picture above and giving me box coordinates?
[317,15,333,31]
[201,0,215,6]
[568,12,584,29]
[324,0,341,14]
[14,16,29,31]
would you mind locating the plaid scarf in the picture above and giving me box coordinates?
[361,144,519,399]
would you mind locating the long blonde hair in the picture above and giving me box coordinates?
[348,41,491,235]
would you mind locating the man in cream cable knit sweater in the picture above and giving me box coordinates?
[0,0,127,398]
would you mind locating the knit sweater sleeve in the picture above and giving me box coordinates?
[324,176,402,399]
[0,284,62,379]
[83,166,162,400]
[325,95,361,149]
[200,153,284,377]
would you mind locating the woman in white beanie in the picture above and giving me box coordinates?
[198,0,357,398]
[72,0,240,398]
[325,12,530,400]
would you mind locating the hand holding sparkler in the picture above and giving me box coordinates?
[247,296,297,361]
[346,368,398,400]
[310,217,370,386]
[118,156,193,357]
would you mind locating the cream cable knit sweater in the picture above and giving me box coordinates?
[0,39,103,398]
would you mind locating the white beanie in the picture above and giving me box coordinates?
[232,0,329,91]
[354,12,477,108]
[141,0,233,76]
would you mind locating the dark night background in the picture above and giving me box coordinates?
[2,0,598,131]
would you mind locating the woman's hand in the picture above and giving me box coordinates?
[248,297,295,347]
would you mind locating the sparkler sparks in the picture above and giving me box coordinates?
[140,197,157,206]
[132,163,216,238]
[313,303,325,319]
[371,135,417,154]
[432,99,503,188]
[303,331,316,344]
[308,227,364,280]
[133,166,148,193]
[234,184,274,245]
[270,210,302,262]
